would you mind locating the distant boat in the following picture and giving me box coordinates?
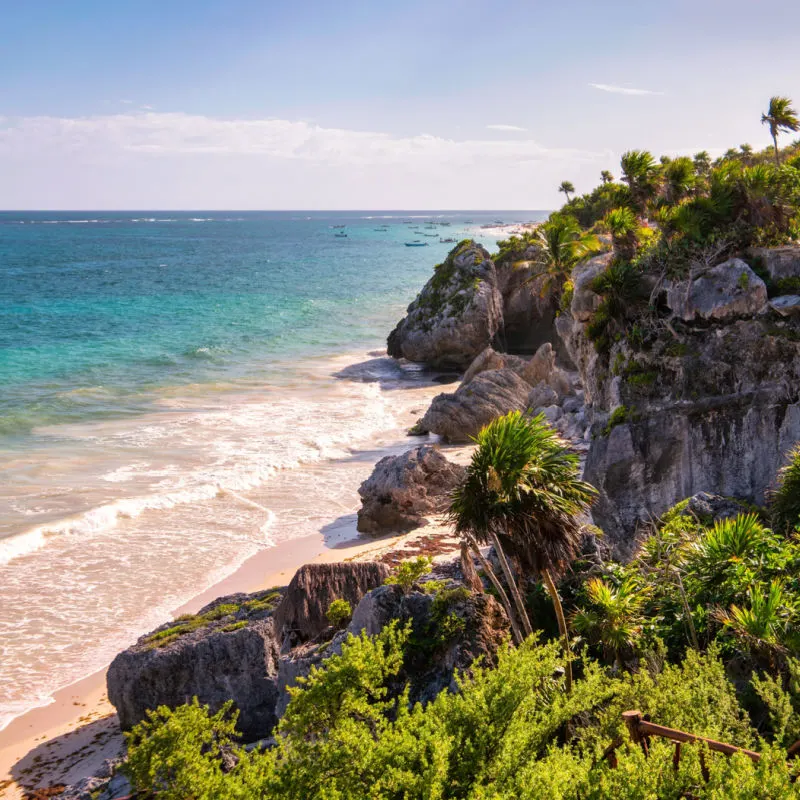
[423,233,438,237]
[440,237,456,243]
[334,233,348,238]
[405,241,428,247]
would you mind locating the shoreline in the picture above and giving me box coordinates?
[0,355,468,798]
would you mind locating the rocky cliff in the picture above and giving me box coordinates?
[558,246,800,552]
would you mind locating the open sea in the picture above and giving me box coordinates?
[0,210,544,730]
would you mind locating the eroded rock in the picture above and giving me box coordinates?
[357,445,465,534]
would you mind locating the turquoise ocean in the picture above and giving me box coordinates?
[0,210,544,729]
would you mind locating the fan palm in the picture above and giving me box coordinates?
[693,151,711,177]
[603,207,638,261]
[762,96,800,166]
[663,156,697,205]
[771,444,800,536]
[559,181,576,203]
[600,170,614,184]
[620,150,660,213]
[572,576,649,667]
[449,411,597,692]
[526,215,600,295]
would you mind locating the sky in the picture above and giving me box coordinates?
[2,0,800,210]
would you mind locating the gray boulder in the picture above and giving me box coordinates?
[357,445,465,534]
[107,592,282,741]
[666,259,767,322]
[570,254,611,322]
[273,562,390,647]
[528,383,559,411]
[420,368,531,442]
[770,295,800,317]
[749,245,800,285]
[461,346,527,385]
[387,241,503,369]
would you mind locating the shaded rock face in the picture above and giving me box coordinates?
[357,445,465,534]
[749,245,800,284]
[348,583,509,703]
[420,368,531,443]
[770,295,800,316]
[559,248,800,552]
[273,562,390,648]
[665,259,767,322]
[570,254,611,322]
[680,492,753,525]
[107,605,281,741]
[387,242,503,369]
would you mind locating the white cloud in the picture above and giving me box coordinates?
[0,111,601,166]
[589,83,663,96]
[119,99,133,105]
[140,104,154,111]
[486,124,527,132]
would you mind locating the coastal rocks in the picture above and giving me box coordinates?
[570,254,611,322]
[419,368,531,443]
[387,242,503,369]
[461,346,527,385]
[665,259,767,322]
[107,592,282,741]
[356,445,466,534]
[749,245,800,285]
[273,562,390,647]
[770,295,800,316]
[678,492,752,526]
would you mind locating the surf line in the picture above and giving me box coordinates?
[218,489,276,537]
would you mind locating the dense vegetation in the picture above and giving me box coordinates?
[119,99,800,798]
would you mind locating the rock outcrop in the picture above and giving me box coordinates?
[558,250,800,554]
[107,591,283,740]
[419,368,531,443]
[357,445,465,534]
[387,241,503,369]
[273,562,390,647]
[749,245,800,286]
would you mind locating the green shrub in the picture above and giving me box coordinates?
[326,598,352,629]
[385,556,433,593]
[771,444,800,535]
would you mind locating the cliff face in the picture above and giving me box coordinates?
[558,247,800,553]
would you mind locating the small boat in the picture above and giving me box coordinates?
[405,241,428,247]
[440,237,456,243]
[332,224,346,229]
[334,233,348,238]
[423,233,438,237]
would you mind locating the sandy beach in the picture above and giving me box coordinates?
[0,373,470,799]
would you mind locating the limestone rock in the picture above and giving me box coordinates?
[387,242,503,369]
[570,254,611,322]
[273,562,390,647]
[527,383,559,411]
[749,245,800,285]
[107,594,282,741]
[770,295,800,317]
[419,368,531,443]
[357,445,466,534]
[680,492,752,525]
[666,259,767,322]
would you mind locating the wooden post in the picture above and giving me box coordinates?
[673,741,681,772]
[622,710,648,754]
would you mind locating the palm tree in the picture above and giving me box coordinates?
[527,215,600,293]
[761,96,800,165]
[449,411,597,693]
[770,444,800,536]
[559,181,576,203]
[663,156,697,205]
[739,143,754,165]
[600,170,614,184]
[693,151,711,177]
[620,150,660,213]
[603,207,638,261]
[572,576,649,668]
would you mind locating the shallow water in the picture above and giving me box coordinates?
[0,210,544,730]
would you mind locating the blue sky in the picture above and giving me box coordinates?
[2,0,800,209]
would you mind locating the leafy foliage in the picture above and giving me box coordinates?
[326,598,352,628]
[771,444,800,535]
[385,556,433,593]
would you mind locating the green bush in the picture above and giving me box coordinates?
[384,556,433,593]
[771,444,800,535]
[326,598,352,629]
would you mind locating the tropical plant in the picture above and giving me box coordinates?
[663,156,697,204]
[693,150,712,177]
[559,180,576,203]
[600,170,614,184]
[603,207,638,261]
[771,444,800,535]
[526,214,600,295]
[762,96,800,165]
[449,411,597,691]
[326,598,352,628]
[384,556,432,594]
[572,576,650,667]
[620,150,660,212]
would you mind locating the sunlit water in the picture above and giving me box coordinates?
[0,210,545,730]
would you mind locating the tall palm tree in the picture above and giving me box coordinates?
[600,170,614,184]
[528,215,600,293]
[449,411,597,693]
[620,150,660,213]
[761,96,800,165]
[693,151,711,177]
[558,181,576,203]
[739,143,754,165]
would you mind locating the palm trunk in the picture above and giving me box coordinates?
[489,529,533,638]
[675,571,699,650]
[460,541,483,593]
[773,133,781,166]
[464,532,523,644]
[542,568,572,695]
